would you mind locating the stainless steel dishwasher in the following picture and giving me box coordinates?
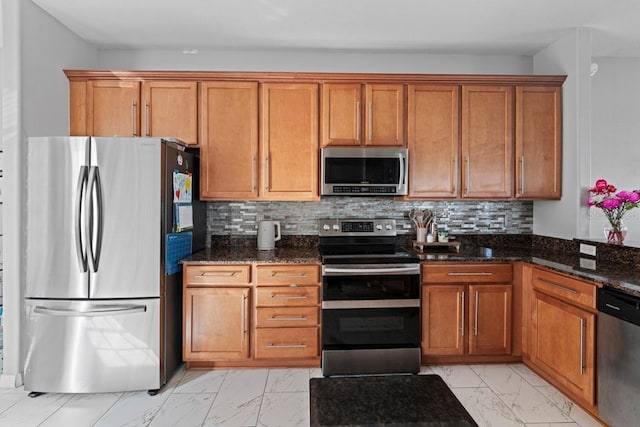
[597,287,640,427]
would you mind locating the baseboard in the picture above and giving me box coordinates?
[0,373,24,389]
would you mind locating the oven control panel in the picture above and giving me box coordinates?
[318,218,396,237]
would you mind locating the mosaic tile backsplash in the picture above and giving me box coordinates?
[206,198,533,238]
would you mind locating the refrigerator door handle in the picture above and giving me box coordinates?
[87,166,104,272]
[34,304,147,317]
[75,166,89,272]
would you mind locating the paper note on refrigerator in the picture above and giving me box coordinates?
[175,204,193,231]
[173,170,192,203]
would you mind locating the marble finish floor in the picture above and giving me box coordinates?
[0,363,603,426]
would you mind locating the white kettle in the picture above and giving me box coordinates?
[257,221,281,250]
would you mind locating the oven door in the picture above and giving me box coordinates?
[322,303,420,350]
[321,263,420,349]
[322,263,420,301]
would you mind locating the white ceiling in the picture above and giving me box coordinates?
[32,0,640,57]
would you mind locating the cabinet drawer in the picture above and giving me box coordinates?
[254,327,319,359]
[256,265,319,285]
[256,286,319,307]
[185,265,251,286]
[256,307,318,328]
[532,267,596,310]
[422,263,512,283]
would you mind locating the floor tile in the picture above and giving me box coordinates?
[471,364,572,424]
[265,368,310,393]
[93,390,170,427]
[452,386,526,427]
[510,363,550,387]
[535,386,602,427]
[257,392,309,427]
[204,369,268,426]
[0,393,73,426]
[429,364,486,388]
[39,392,122,427]
[174,369,227,394]
[0,364,600,427]
[148,393,215,427]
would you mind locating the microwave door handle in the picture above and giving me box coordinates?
[398,152,406,192]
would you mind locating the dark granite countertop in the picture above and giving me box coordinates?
[183,245,321,264]
[182,235,640,297]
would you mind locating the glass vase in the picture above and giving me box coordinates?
[604,221,627,244]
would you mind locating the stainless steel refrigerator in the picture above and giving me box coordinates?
[24,136,205,394]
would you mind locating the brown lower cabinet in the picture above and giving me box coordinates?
[184,286,250,361]
[183,265,252,362]
[421,263,514,362]
[183,263,320,367]
[525,266,597,410]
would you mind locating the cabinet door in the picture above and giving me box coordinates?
[261,83,319,200]
[365,84,405,146]
[407,85,460,198]
[183,287,250,361]
[468,284,512,355]
[530,291,595,405]
[200,82,259,200]
[461,86,513,198]
[141,81,198,145]
[422,285,465,356]
[515,86,562,199]
[321,83,362,146]
[86,80,140,137]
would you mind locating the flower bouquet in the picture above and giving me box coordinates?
[587,179,640,244]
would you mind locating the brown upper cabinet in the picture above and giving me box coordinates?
[70,79,198,145]
[66,70,565,201]
[83,80,140,137]
[461,85,514,198]
[141,81,198,145]
[407,85,460,198]
[199,82,259,200]
[515,86,562,199]
[321,83,404,147]
[261,83,319,200]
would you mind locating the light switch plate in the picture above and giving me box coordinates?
[579,243,597,257]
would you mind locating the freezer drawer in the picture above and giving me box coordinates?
[24,298,160,393]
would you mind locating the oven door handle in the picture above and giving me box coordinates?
[323,299,421,309]
[322,266,420,276]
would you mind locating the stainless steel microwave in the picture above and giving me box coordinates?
[321,147,408,196]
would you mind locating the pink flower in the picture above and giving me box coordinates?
[601,198,621,209]
[618,190,640,203]
[595,179,608,191]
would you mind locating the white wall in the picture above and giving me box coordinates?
[590,57,640,243]
[98,48,533,74]
[0,0,96,388]
[531,28,592,240]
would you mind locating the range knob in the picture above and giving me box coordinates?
[376,224,383,230]
[385,223,393,230]
[322,224,330,231]
[332,224,340,231]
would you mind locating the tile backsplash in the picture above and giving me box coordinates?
[206,198,533,239]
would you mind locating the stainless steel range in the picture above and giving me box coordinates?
[318,218,421,376]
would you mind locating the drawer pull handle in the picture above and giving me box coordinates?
[536,277,577,294]
[270,294,308,300]
[270,272,308,278]
[199,271,239,277]
[579,318,585,374]
[448,272,493,276]
[268,315,308,321]
[266,343,307,349]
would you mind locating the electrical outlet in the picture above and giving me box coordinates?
[580,257,597,270]
[579,243,597,257]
